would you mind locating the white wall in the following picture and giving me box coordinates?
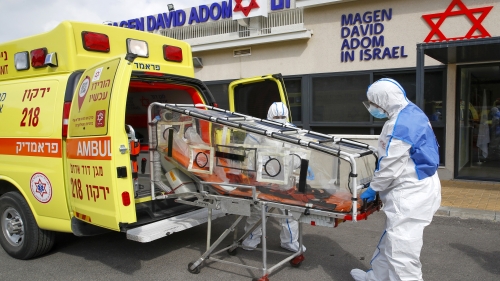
[194,0,500,81]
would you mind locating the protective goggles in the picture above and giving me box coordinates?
[362,100,383,111]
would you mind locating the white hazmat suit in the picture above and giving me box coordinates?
[241,102,306,253]
[351,79,441,281]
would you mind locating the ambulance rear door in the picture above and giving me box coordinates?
[228,73,291,121]
[66,55,135,231]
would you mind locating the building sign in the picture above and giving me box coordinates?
[422,0,493,43]
[110,0,292,31]
[340,8,407,62]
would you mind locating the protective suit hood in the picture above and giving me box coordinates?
[267,102,289,123]
[367,78,409,118]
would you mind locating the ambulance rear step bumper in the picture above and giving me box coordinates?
[126,208,226,243]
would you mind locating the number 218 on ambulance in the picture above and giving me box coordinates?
[0,21,219,259]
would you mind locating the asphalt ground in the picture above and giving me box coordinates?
[0,211,499,281]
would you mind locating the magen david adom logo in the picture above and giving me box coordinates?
[30,172,53,203]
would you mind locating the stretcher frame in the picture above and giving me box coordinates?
[146,103,381,280]
[176,180,379,281]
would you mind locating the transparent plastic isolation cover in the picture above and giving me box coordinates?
[153,105,376,213]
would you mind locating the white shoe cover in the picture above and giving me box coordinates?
[280,242,306,253]
[241,236,261,250]
[350,268,367,281]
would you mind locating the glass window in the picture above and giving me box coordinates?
[433,127,445,166]
[373,70,445,122]
[457,64,500,181]
[206,83,230,110]
[423,71,445,122]
[373,72,417,103]
[284,78,302,122]
[312,74,371,122]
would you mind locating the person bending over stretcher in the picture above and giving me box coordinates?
[242,102,306,253]
[351,79,441,281]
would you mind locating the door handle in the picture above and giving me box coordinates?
[119,144,128,154]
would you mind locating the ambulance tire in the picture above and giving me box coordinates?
[0,192,55,260]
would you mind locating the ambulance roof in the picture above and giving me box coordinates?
[0,21,194,81]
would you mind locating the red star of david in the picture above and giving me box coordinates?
[233,0,260,17]
[35,179,47,197]
[422,0,493,43]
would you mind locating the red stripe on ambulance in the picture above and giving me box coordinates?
[0,138,62,157]
[67,136,112,160]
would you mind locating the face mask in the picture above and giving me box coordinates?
[368,105,388,119]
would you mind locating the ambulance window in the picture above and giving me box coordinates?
[65,71,84,102]
[233,80,281,119]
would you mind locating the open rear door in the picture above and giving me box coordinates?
[66,55,135,231]
[228,73,291,121]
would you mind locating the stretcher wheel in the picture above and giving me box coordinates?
[227,247,238,256]
[187,262,201,274]
[290,254,305,268]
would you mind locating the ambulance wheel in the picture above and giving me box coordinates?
[188,262,201,274]
[0,192,55,260]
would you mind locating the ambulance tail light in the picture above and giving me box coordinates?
[82,31,110,52]
[31,48,47,68]
[62,102,71,137]
[122,192,131,206]
[163,45,182,62]
[127,39,148,58]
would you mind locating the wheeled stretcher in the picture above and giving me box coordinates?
[146,103,382,280]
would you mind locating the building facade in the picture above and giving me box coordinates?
[115,0,500,182]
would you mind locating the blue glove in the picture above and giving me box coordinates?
[306,166,315,180]
[360,187,376,202]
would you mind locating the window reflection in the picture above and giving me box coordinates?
[284,79,302,122]
[206,83,230,110]
[312,75,371,122]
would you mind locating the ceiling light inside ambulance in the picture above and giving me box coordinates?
[14,52,29,70]
[82,31,110,52]
[163,45,182,62]
[127,39,148,58]
[31,48,47,68]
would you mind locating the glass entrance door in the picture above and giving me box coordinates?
[457,64,500,181]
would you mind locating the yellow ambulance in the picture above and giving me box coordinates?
[0,21,291,259]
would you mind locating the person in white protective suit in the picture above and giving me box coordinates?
[241,102,307,253]
[350,78,441,281]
